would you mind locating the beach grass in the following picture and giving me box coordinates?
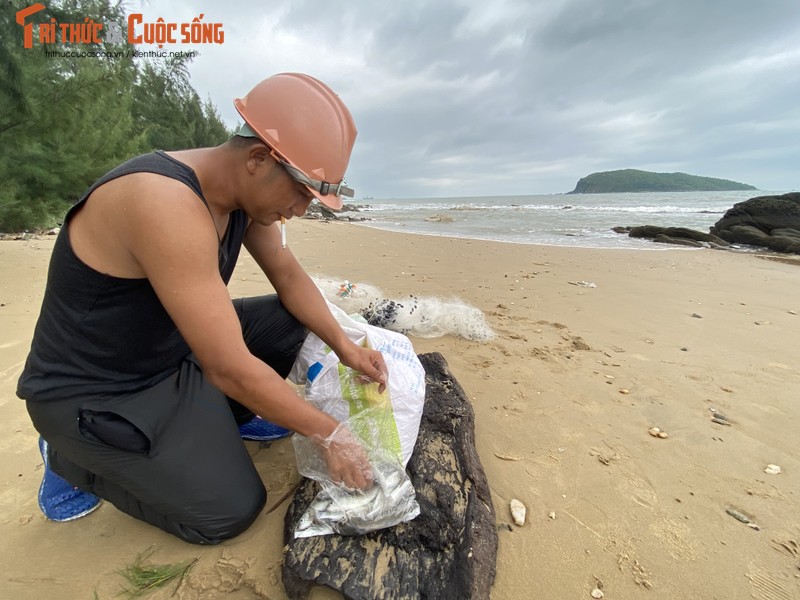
[115,546,197,598]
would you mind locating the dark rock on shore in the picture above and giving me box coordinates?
[614,193,800,255]
[710,193,800,254]
[628,226,729,247]
[613,225,729,248]
[303,203,370,222]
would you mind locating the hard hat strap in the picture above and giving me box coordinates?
[271,151,355,198]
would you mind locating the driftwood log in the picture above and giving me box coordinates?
[282,352,498,599]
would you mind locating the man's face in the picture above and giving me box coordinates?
[272,165,315,220]
[244,145,315,225]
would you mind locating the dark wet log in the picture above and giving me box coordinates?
[282,352,498,600]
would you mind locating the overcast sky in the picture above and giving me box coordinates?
[132,0,800,198]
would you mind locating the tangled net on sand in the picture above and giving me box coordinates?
[312,276,495,342]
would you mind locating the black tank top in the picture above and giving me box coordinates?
[17,151,248,402]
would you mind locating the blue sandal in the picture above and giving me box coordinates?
[38,437,102,522]
[238,416,291,441]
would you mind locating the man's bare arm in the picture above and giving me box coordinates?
[119,178,339,439]
[243,220,388,390]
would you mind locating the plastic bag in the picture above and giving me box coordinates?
[289,300,425,537]
[292,417,420,537]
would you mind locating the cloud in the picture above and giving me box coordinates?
[137,0,800,195]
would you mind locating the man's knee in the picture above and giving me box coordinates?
[178,482,267,545]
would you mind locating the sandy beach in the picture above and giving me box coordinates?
[1,218,799,600]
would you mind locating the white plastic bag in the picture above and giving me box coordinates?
[289,300,425,537]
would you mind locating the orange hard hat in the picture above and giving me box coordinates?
[234,73,357,209]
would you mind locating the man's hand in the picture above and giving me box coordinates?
[316,423,374,490]
[338,344,388,393]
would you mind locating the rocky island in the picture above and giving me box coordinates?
[569,169,756,194]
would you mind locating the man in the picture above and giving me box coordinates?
[17,73,387,544]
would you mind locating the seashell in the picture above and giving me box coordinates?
[619,388,630,394]
[657,431,669,439]
[648,427,661,437]
[548,511,556,520]
[764,464,781,475]
[591,588,604,599]
[510,499,526,526]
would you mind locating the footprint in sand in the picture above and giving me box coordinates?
[648,517,699,561]
[618,472,659,510]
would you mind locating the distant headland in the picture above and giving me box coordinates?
[568,169,757,194]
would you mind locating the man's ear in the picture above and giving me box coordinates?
[246,143,271,173]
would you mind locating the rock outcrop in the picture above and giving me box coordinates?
[614,193,800,255]
[624,226,730,248]
[303,203,369,221]
[710,193,800,254]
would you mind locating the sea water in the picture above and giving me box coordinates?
[353,190,777,250]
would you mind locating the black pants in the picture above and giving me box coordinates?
[26,295,306,545]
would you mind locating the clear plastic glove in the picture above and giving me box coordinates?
[293,417,419,538]
[314,422,374,491]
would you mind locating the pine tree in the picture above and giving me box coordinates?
[0,0,231,232]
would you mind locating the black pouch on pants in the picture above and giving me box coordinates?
[78,409,150,454]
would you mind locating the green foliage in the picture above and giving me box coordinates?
[116,546,197,599]
[0,0,231,232]
[569,169,757,194]
[131,57,229,151]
